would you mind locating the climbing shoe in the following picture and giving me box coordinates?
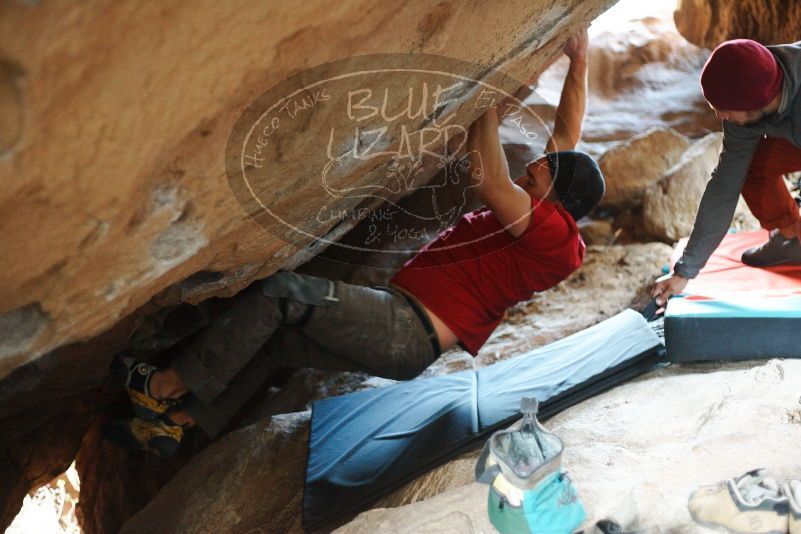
[783,480,801,534]
[111,354,179,421]
[741,230,801,268]
[102,417,184,458]
[688,469,789,534]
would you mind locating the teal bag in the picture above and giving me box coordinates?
[488,485,530,534]
[522,472,585,533]
[476,398,586,534]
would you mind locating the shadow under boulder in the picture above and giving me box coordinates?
[120,412,310,534]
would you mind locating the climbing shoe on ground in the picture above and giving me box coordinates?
[741,230,801,268]
[111,354,179,421]
[688,469,789,534]
[783,480,801,534]
[102,417,184,458]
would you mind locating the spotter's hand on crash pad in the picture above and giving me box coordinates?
[651,273,688,307]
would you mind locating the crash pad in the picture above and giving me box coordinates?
[665,230,801,361]
[303,309,664,529]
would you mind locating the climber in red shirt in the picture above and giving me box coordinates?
[104,30,605,457]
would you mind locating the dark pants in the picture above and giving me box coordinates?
[171,273,440,437]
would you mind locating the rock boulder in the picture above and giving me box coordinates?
[0,1,617,528]
[121,412,310,534]
[0,0,615,381]
[675,0,801,49]
[599,127,691,210]
[642,132,722,242]
[535,7,718,157]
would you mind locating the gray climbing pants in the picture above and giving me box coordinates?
[171,272,441,437]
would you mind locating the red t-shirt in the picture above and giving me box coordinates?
[391,198,585,355]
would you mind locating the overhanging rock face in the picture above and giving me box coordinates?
[0,0,615,380]
[0,0,618,530]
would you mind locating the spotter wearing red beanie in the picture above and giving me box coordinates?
[700,39,783,111]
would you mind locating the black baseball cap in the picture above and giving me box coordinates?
[544,150,605,221]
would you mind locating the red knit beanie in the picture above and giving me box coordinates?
[700,39,783,111]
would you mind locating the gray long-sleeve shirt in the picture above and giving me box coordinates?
[674,41,801,279]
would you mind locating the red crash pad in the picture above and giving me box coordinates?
[671,230,801,298]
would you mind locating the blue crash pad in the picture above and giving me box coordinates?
[303,309,664,529]
[665,231,801,362]
[665,294,801,361]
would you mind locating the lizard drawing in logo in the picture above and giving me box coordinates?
[320,128,484,232]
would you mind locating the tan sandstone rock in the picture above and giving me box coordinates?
[642,132,722,242]
[120,411,310,534]
[675,0,801,49]
[599,127,691,210]
[537,5,718,157]
[0,0,615,381]
[0,1,617,528]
